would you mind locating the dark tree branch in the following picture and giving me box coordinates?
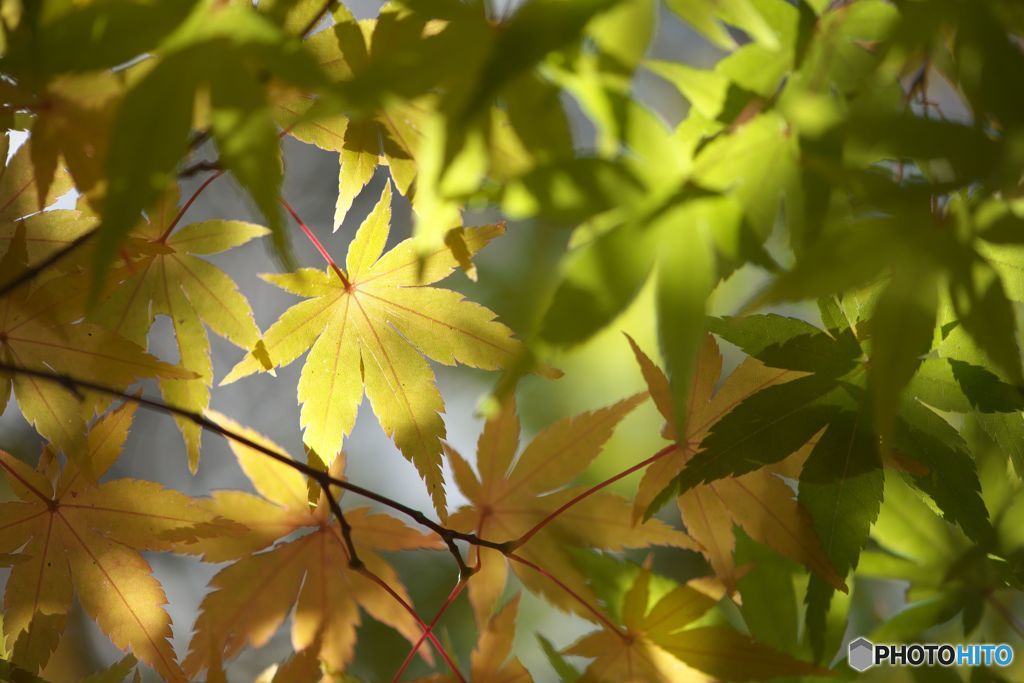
[300,0,338,38]
[177,159,223,178]
[0,362,509,566]
[0,361,647,644]
[0,228,96,298]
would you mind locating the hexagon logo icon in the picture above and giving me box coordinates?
[848,637,875,672]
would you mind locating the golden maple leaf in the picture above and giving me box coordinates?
[28,71,123,205]
[446,395,698,627]
[273,10,532,272]
[222,183,520,518]
[627,334,844,593]
[0,227,193,461]
[183,412,443,678]
[272,12,442,229]
[415,594,532,683]
[0,401,218,681]
[91,186,269,471]
[0,134,86,279]
[566,566,830,682]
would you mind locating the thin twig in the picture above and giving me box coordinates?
[299,0,338,38]
[0,166,225,298]
[178,159,223,178]
[358,566,467,682]
[280,197,351,288]
[0,362,506,562]
[507,552,626,639]
[159,170,226,242]
[322,486,362,568]
[512,443,680,549]
[187,129,212,153]
[393,578,468,682]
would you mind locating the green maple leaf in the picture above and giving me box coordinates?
[97,0,335,278]
[627,334,845,594]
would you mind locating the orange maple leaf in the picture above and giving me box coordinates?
[183,412,443,678]
[446,395,698,627]
[416,594,532,683]
[0,401,216,681]
[567,565,831,682]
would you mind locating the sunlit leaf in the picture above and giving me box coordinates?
[447,395,696,625]
[628,335,843,593]
[566,566,828,681]
[223,184,519,517]
[0,402,216,680]
[183,412,442,677]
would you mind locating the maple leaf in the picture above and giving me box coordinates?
[416,595,532,683]
[271,12,427,228]
[222,182,519,517]
[0,136,74,221]
[28,71,123,205]
[0,208,97,277]
[0,135,79,271]
[0,401,218,681]
[183,411,443,678]
[0,228,193,460]
[445,394,698,627]
[250,635,325,683]
[274,11,532,252]
[91,186,269,470]
[626,334,844,593]
[566,566,830,682]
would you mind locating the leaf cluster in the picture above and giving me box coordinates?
[1,0,1024,681]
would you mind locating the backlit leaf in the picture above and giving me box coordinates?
[223,184,519,516]
[628,335,843,593]
[0,402,216,680]
[566,567,828,681]
[183,412,442,676]
[447,395,696,625]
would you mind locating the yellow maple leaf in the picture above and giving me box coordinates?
[446,395,698,627]
[0,228,193,461]
[0,208,97,278]
[91,186,269,471]
[626,334,844,593]
[0,135,79,273]
[272,12,530,261]
[0,401,218,681]
[415,594,532,683]
[28,71,123,205]
[221,183,520,518]
[270,13,427,228]
[183,411,444,678]
[0,135,74,225]
[566,567,830,682]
